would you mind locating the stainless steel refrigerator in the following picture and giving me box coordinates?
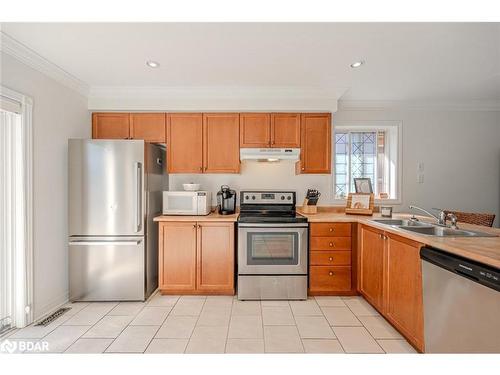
[68,139,167,301]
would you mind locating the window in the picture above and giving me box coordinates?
[334,122,401,202]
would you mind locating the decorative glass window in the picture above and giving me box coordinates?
[334,123,400,201]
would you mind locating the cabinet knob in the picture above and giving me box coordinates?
[329,228,334,232]
[301,167,305,171]
[329,271,334,276]
[193,224,196,228]
[329,242,334,247]
[199,167,203,172]
[329,257,333,261]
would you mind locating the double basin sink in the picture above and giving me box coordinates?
[372,219,496,237]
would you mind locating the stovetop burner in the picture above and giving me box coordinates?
[237,190,306,224]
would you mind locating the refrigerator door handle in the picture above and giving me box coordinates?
[135,162,142,232]
[69,240,142,246]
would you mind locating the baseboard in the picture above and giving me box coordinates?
[33,291,69,323]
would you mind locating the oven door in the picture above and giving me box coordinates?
[238,223,308,275]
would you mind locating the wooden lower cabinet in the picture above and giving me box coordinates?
[159,221,235,295]
[310,266,352,293]
[359,225,386,312]
[385,234,424,352]
[358,225,424,352]
[309,222,355,295]
[159,222,197,292]
[196,222,235,293]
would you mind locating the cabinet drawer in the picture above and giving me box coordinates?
[310,251,351,266]
[310,237,351,251]
[310,223,351,237]
[309,266,352,292]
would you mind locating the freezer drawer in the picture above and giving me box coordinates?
[69,237,145,301]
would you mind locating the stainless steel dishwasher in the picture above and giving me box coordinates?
[420,246,500,353]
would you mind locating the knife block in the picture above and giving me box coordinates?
[302,198,318,214]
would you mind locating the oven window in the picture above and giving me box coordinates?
[246,232,299,265]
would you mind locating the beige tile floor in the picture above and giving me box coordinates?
[1,294,417,354]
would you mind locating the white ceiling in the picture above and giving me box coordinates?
[1,22,499,102]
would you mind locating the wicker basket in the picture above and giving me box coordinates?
[444,210,496,227]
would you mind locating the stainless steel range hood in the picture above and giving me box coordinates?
[240,148,300,162]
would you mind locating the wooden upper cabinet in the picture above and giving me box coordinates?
[271,113,301,148]
[240,113,271,147]
[297,113,331,174]
[130,113,166,142]
[196,222,235,293]
[92,113,130,139]
[159,222,197,292]
[203,113,240,173]
[359,225,385,312]
[167,114,203,173]
[385,234,424,351]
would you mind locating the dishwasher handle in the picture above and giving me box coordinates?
[420,246,500,292]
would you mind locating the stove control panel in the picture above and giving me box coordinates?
[241,191,295,205]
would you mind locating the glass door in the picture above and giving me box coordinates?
[0,108,22,335]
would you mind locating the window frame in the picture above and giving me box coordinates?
[332,120,403,205]
[0,85,34,330]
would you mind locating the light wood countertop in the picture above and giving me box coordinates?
[154,211,238,222]
[299,209,500,269]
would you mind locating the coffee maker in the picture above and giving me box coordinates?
[217,185,236,215]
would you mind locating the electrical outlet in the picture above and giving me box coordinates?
[418,162,425,172]
[417,174,425,184]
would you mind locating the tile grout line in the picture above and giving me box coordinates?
[184,296,207,354]
[143,294,181,354]
[223,297,235,353]
[314,296,346,353]
[341,297,386,354]
[289,299,307,353]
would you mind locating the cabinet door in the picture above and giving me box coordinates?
[167,114,203,173]
[359,226,385,312]
[130,113,166,142]
[92,113,130,139]
[196,222,234,293]
[385,234,424,351]
[203,113,240,173]
[271,113,300,148]
[240,113,270,147]
[159,222,197,292]
[297,113,331,174]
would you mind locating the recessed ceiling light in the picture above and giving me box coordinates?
[350,60,365,68]
[146,60,160,68]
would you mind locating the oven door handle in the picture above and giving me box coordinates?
[237,223,308,228]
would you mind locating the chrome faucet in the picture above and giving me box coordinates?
[409,205,458,229]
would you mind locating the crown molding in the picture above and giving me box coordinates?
[338,99,500,112]
[0,32,89,96]
[88,85,348,112]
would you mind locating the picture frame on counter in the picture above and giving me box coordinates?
[345,193,374,215]
[354,178,373,194]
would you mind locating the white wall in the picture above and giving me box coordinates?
[335,107,500,226]
[1,52,90,320]
[170,106,500,227]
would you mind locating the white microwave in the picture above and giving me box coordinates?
[162,191,212,215]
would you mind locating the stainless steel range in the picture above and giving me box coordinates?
[237,190,308,300]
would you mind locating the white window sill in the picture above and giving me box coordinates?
[331,198,402,206]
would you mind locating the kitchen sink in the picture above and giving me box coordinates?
[373,219,432,227]
[372,218,497,237]
[399,225,496,237]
